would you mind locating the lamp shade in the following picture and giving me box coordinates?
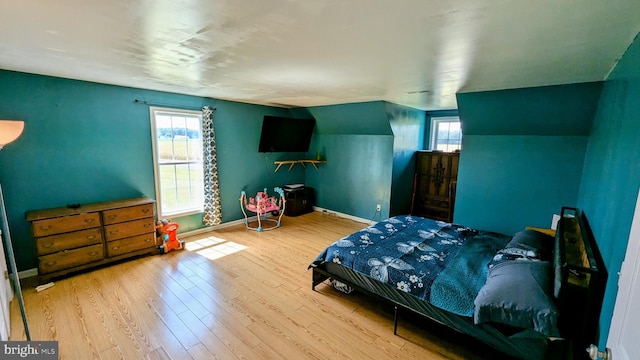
[0,120,25,149]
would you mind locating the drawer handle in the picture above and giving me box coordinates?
[112,246,119,251]
[87,235,96,240]
[143,223,152,228]
[85,218,95,224]
[39,225,51,231]
[145,238,152,243]
[45,261,57,267]
[142,208,150,214]
[42,243,53,248]
[107,215,117,220]
[110,229,119,235]
[89,251,99,256]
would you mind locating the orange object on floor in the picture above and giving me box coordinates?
[157,220,184,253]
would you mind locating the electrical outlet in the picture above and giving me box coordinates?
[376,204,381,212]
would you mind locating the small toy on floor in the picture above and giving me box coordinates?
[156,219,185,253]
[240,187,286,231]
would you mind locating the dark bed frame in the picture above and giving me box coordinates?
[311,207,607,360]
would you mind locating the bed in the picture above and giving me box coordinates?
[309,207,606,360]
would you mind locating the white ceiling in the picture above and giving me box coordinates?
[1,0,639,110]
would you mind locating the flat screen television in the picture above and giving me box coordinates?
[258,115,316,153]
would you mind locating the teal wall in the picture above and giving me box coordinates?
[297,101,426,220]
[304,102,394,220]
[305,134,393,220]
[577,33,640,347]
[457,82,602,136]
[388,103,426,216]
[454,82,603,235]
[455,136,588,235]
[307,101,392,135]
[0,70,305,271]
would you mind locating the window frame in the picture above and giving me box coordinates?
[149,106,204,218]
[429,116,462,152]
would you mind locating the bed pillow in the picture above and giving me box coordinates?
[473,260,560,337]
[487,229,554,268]
[505,229,555,261]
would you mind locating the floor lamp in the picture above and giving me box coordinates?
[0,119,30,340]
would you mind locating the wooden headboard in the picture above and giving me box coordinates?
[555,207,607,356]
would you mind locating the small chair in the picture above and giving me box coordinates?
[240,187,286,231]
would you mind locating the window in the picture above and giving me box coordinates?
[150,107,204,217]
[430,117,462,152]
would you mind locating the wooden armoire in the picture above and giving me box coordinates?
[411,151,460,222]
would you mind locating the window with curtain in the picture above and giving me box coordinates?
[201,105,222,226]
[150,107,204,217]
[430,116,462,152]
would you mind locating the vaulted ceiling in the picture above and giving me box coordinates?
[1,0,639,110]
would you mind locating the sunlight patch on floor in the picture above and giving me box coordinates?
[184,235,247,260]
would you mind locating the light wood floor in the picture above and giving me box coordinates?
[11,211,507,359]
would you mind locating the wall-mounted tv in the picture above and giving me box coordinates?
[258,115,316,153]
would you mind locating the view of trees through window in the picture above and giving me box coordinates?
[152,109,204,216]
[432,117,462,152]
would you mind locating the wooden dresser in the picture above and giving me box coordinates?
[26,197,157,283]
[412,151,460,222]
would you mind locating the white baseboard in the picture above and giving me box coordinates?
[18,268,38,279]
[19,212,366,279]
[182,209,372,239]
[312,206,373,224]
[16,218,254,279]
[179,217,256,238]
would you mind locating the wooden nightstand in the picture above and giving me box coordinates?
[524,226,556,237]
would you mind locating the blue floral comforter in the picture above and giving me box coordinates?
[310,216,509,316]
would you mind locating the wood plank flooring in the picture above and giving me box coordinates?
[11,211,508,359]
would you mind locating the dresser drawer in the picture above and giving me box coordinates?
[102,203,154,225]
[104,217,155,241]
[107,233,157,257]
[36,228,103,255]
[32,212,101,237]
[38,244,104,274]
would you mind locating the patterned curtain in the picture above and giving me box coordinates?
[202,106,222,226]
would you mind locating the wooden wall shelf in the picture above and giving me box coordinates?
[274,160,326,172]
